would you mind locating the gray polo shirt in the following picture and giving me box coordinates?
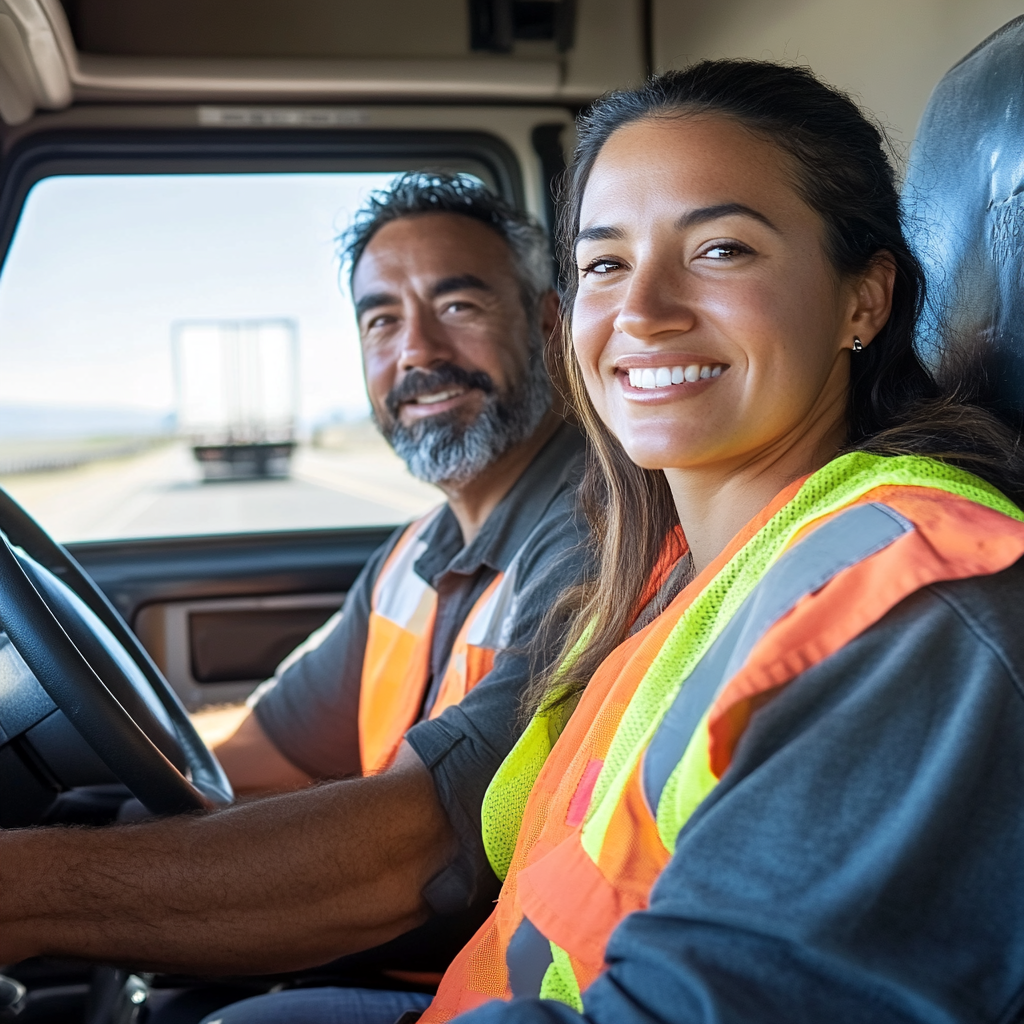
[253,424,588,905]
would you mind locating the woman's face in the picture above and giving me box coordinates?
[573,115,877,475]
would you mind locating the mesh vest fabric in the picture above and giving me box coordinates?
[421,454,1024,1021]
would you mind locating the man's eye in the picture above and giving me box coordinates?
[443,301,471,313]
[366,314,395,330]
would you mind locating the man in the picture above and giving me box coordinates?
[207,172,584,800]
[0,173,587,1023]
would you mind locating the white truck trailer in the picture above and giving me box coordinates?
[172,319,299,481]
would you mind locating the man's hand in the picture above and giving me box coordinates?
[0,742,456,974]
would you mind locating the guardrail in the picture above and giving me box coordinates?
[0,437,170,476]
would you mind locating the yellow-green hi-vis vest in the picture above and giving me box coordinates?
[420,453,1024,1021]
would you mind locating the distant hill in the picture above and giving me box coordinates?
[0,404,174,439]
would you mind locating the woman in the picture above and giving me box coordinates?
[419,61,1024,1023]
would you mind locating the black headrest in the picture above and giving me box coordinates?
[904,15,1024,422]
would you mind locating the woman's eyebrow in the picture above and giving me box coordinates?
[676,203,779,232]
[574,225,625,249]
[575,204,778,252]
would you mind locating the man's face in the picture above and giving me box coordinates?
[353,212,551,485]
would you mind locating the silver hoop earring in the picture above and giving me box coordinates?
[852,337,863,352]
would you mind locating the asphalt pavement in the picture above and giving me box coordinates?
[0,441,442,543]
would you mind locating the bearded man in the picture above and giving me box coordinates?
[0,173,587,1024]
[210,172,583,797]
[181,173,584,1009]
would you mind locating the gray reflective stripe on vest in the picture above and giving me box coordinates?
[642,502,913,814]
[467,544,526,652]
[374,506,444,627]
[507,916,553,998]
[434,544,527,684]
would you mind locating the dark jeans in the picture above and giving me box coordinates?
[196,987,433,1024]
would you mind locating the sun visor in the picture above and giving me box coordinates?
[0,0,72,125]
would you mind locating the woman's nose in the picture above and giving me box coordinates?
[613,264,696,342]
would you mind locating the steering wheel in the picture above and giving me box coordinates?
[0,487,233,815]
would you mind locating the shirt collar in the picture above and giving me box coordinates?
[414,422,586,586]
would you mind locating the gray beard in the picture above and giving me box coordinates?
[382,342,551,487]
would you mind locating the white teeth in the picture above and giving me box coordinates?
[416,389,461,405]
[626,364,725,388]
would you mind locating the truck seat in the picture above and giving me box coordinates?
[904,13,1024,427]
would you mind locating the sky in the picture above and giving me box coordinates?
[0,171,401,434]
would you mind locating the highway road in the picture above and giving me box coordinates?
[0,440,443,543]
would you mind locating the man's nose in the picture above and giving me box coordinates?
[398,304,455,371]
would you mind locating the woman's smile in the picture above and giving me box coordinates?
[616,355,728,402]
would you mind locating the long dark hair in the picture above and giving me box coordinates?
[533,59,1024,709]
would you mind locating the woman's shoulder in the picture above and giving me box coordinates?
[843,554,1024,704]
[922,553,1024,683]
[722,556,1024,815]
[756,554,1024,748]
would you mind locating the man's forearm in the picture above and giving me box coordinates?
[0,744,455,974]
[207,708,317,795]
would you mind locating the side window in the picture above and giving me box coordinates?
[0,172,444,542]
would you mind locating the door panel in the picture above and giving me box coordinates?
[136,591,344,709]
[68,526,392,709]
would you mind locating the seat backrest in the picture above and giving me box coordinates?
[904,15,1024,425]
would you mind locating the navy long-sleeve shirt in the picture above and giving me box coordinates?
[457,558,1024,1023]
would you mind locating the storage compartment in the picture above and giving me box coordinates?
[189,604,338,683]
[134,592,344,709]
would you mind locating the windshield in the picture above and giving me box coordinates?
[0,172,444,542]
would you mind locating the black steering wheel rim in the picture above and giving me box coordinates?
[0,487,232,815]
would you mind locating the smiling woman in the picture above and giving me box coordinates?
[414,61,1024,1024]
[573,116,875,486]
[534,61,1024,706]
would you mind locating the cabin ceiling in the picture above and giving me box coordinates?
[56,0,574,61]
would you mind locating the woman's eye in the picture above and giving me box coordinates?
[579,259,622,276]
[700,243,751,261]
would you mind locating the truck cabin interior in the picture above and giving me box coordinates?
[1,0,1024,1021]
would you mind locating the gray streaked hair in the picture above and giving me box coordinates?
[341,171,553,314]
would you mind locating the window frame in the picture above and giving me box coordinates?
[0,126,526,273]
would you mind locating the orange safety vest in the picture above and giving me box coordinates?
[358,506,523,774]
[422,453,1024,1020]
